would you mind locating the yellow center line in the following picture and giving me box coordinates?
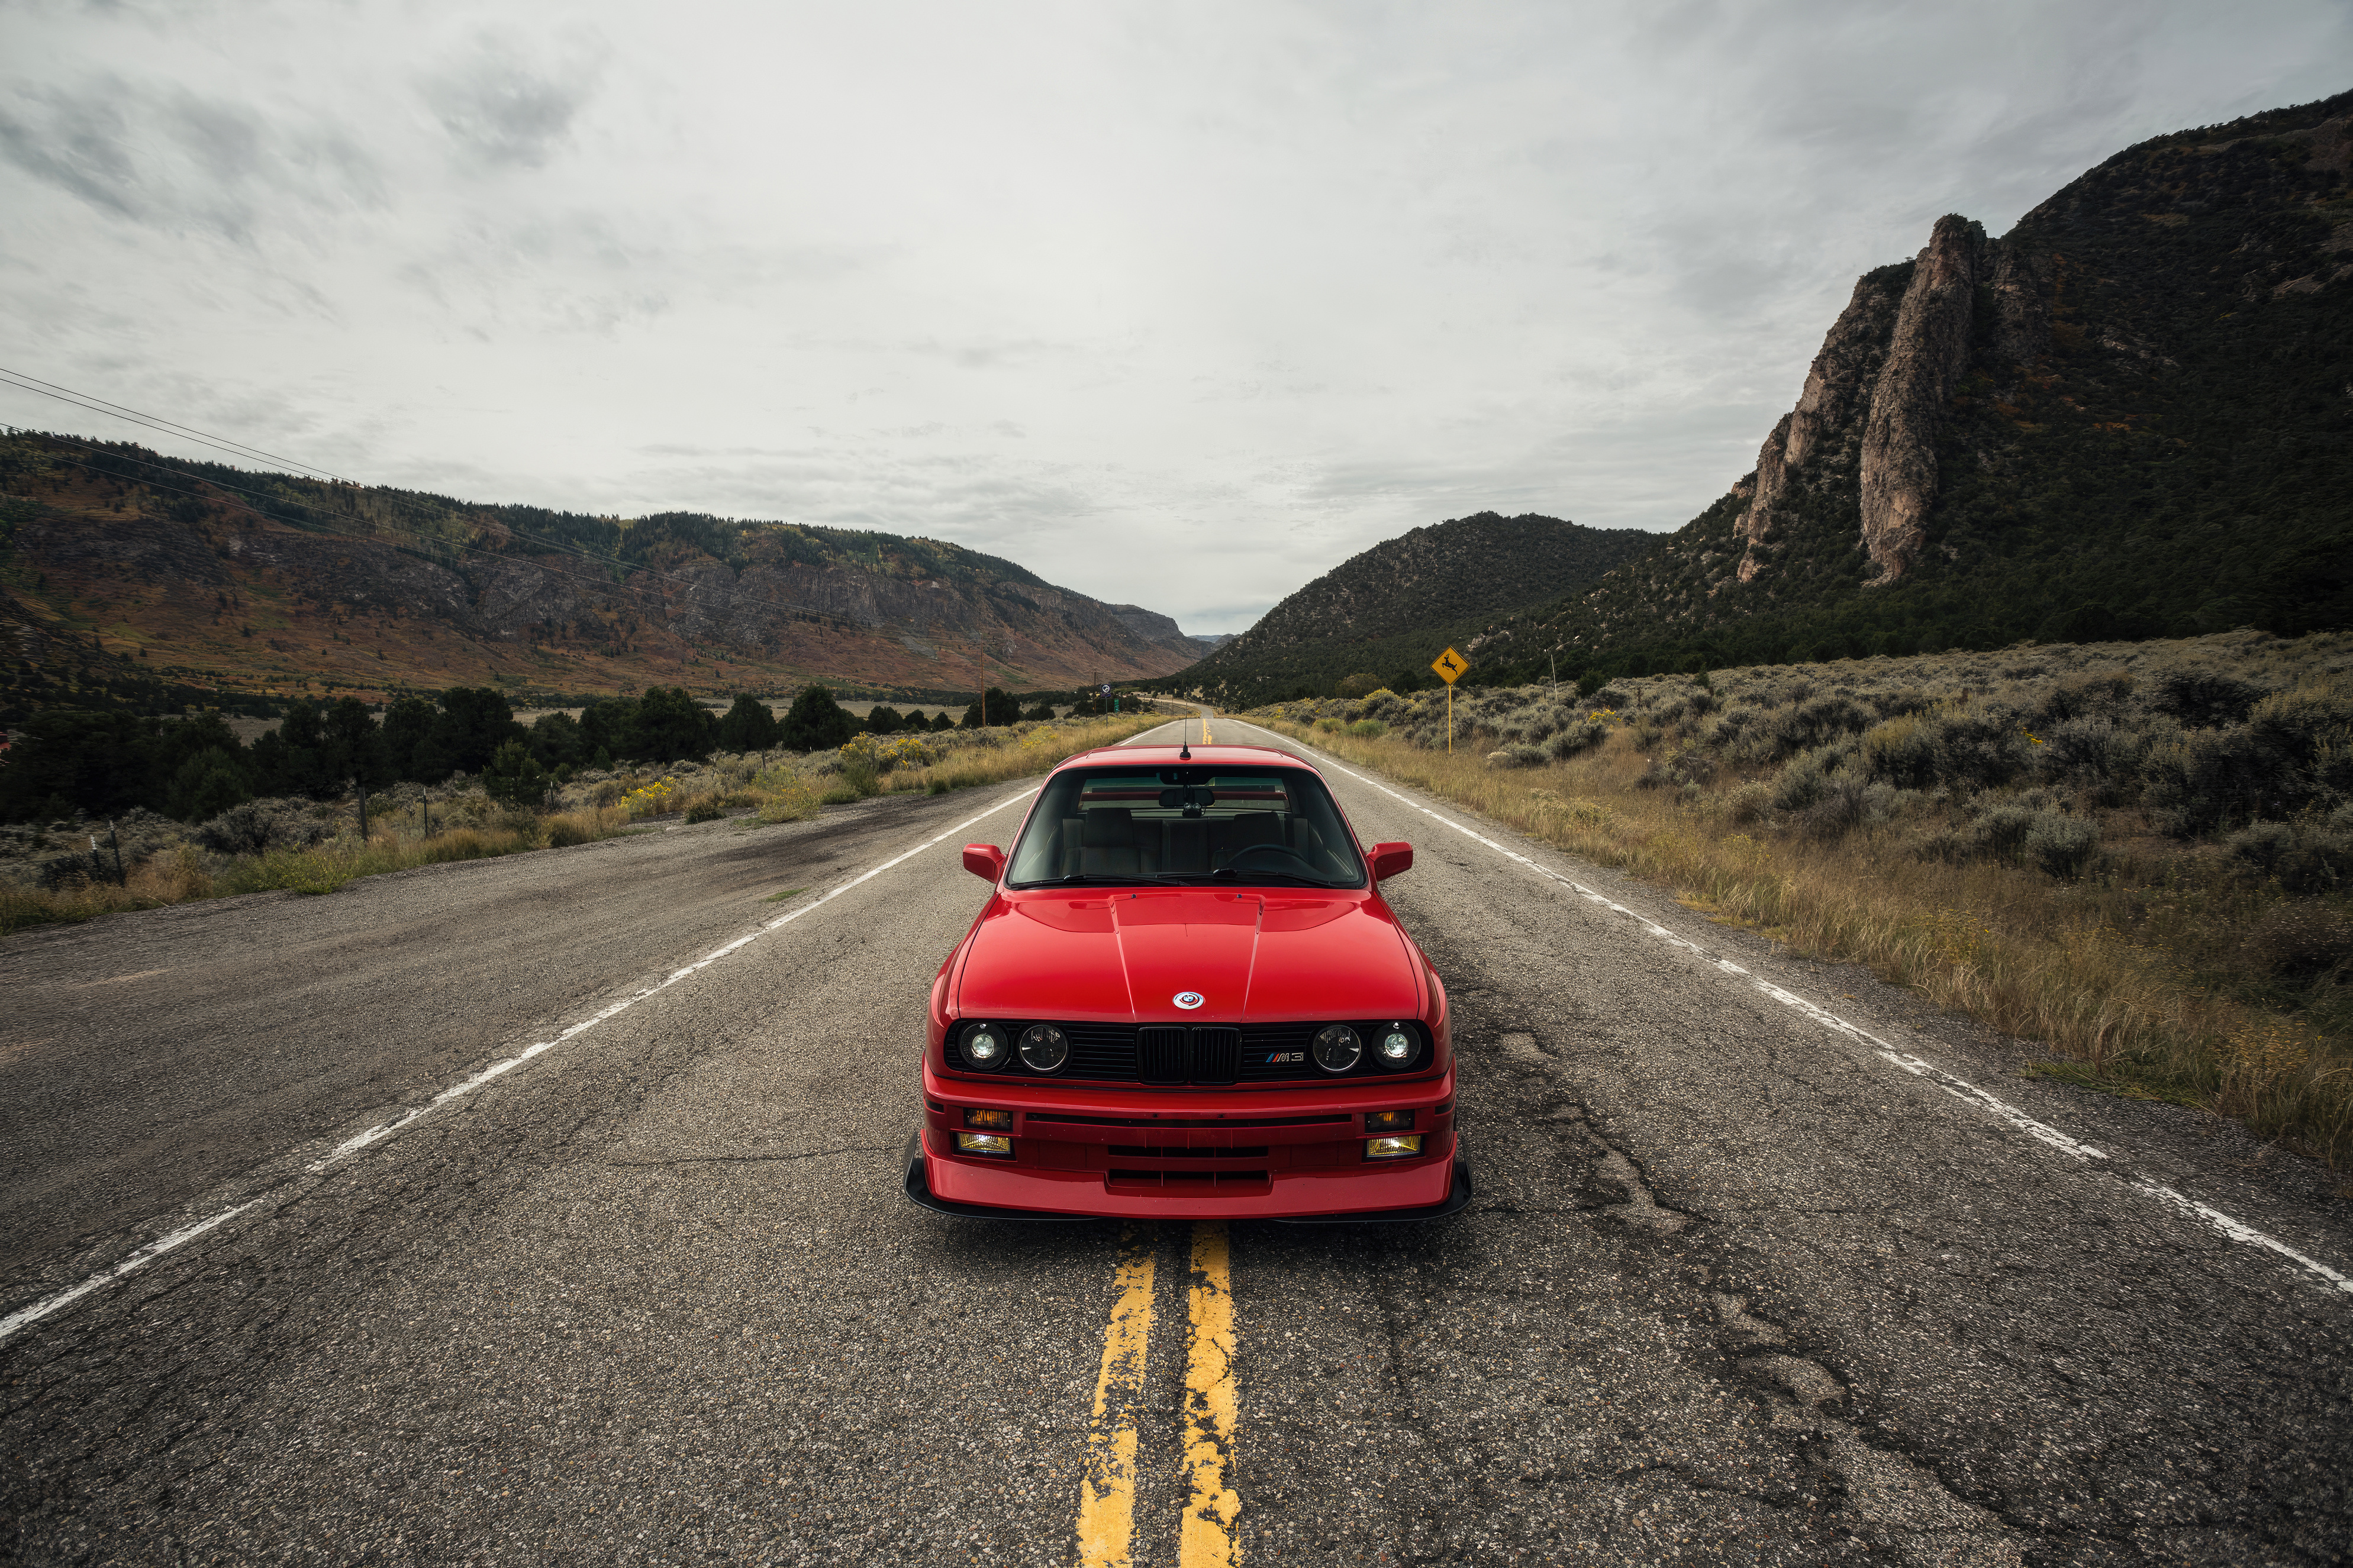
[1077,1226,1158,1568]
[1202,709,1213,747]
[1180,1219,1241,1567]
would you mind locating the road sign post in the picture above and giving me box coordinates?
[1430,646,1469,753]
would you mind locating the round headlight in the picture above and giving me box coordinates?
[1019,1024,1069,1073]
[1311,1024,1362,1073]
[1376,1026,1419,1066]
[962,1024,1008,1070]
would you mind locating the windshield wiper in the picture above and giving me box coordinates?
[1204,870,1343,887]
[1009,874,1183,888]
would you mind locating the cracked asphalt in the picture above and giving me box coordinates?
[1,710,2348,1565]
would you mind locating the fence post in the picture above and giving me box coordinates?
[108,820,125,886]
[357,782,369,844]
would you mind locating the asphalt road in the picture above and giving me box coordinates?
[2,709,2348,1566]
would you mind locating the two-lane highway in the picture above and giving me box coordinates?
[2,711,2348,1564]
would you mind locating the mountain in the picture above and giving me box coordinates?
[1169,511,1653,704]
[0,431,1207,710]
[1456,90,2353,685]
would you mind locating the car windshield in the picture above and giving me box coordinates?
[1006,765,1366,888]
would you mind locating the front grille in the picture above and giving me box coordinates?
[948,1020,1430,1085]
[1065,1024,1143,1082]
[1107,1145,1271,1159]
[1239,1025,1319,1081]
[1029,1113,1351,1128]
[1137,1026,1190,1084]
[1189,1026,1240,1085]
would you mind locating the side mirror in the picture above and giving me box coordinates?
[1368,841,1413,881]
[962,843,1007,883]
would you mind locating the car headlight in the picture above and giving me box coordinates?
[1374,1024,1420,1068]
[1311,1024,1362,1073]
[1019,1024,1069,1073]
[960,1023,1009,1070]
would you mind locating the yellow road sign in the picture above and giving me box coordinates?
[1431,646,1469,685]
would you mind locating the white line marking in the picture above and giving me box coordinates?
[0,787,1042,1346]
[0,1202,259,1343]
[1223,715,2353,1299]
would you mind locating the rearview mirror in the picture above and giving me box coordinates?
[1368,841,1413,881]
[962,843,1007,883]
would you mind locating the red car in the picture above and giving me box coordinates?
[903,741,1471,1221]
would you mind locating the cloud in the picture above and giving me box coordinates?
[0,76,384,241]
[418,35,603,170]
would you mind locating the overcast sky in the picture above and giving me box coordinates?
[2,2,2346,633]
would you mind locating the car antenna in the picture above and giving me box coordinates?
[1179,737,1191,759]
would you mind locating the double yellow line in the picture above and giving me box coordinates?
[1077,1221,1239,1567]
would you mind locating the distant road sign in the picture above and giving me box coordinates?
[1431,647,1469,685]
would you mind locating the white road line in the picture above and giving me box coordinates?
[0,786,1043,1347]
[1223,716,2353,1299]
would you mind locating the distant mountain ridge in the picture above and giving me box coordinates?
[1459,89,2353,683]
[0,431,1210,709]
[1175,511,1652,704]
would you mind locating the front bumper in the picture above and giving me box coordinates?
[903,1062,1470,1220]
[903,1131,1474,1222]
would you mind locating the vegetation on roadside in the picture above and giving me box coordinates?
[0,709,1167,937]
[1252,630,2353,1166]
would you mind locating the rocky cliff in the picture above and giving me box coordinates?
[0,434,1209,704]
[1468,88,2353,679]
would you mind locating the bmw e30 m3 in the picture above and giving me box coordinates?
[902,741,1471,1221]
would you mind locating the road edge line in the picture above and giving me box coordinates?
[0,786,1043,1348]
[1227,716,2353,1299]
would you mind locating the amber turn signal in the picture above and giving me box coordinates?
[965,1108,1014,1130]
[1365,1110,1414,1132]
[955,1132,1014,1156]
[1364,1134,1424,1160]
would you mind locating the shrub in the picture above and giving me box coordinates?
[543,811,598,847]
[683,795,724,823]
[1346,719,1388,739]
[1335,673,1384,699]
[2228,820,2353,894]
[1861,714,1938,788]
[196,800,328,856]
[2025,813,2099,878]
[2153,670,2264,728]
[1548,719,1610,760]
[1725,782,1772,824]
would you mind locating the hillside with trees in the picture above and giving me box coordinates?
[1171,511,1651,705]
[0,433,1210,715]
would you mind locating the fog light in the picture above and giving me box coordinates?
[955,1132,1014,1156]
[1365,1110,1414,1132]
[1364,1134,1424,1160]
[966,1108,1014,1130]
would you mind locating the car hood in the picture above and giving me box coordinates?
[956,889,1422,1024]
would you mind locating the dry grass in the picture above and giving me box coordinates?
[1252,709,2353,1166]
[873,712,1171,796]
[0,711,1174,939]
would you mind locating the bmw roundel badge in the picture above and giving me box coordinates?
[1173,991,1205,1010]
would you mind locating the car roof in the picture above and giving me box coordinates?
[1052,743,1319,775]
